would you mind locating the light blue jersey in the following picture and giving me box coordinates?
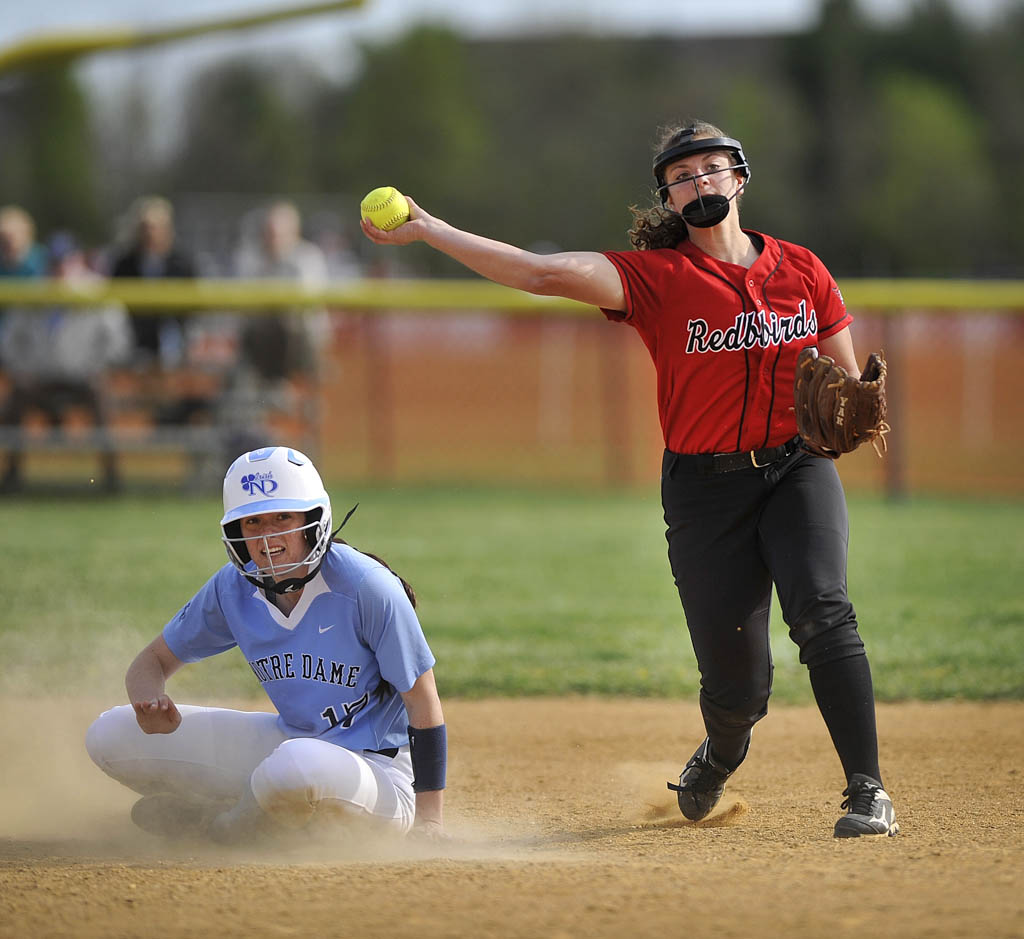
[163,543,435,751]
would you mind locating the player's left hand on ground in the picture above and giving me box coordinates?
[132,694,182,734]
[793,347,889,458]
[407,818,453,845]
[360,196,431,246]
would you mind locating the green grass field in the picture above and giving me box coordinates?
[2,486,1021,703]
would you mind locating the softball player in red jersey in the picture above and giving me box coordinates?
[362,120,897,838]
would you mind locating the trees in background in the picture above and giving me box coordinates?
[1,0,1021,276]
[0,64,102,242]
[787,0,1004,274]
[168,58,327,197]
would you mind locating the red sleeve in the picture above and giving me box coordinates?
[599,249,681,335]
[600,251,636,323]
[814,255,853,338]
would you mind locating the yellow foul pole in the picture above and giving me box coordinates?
[0,0,367,73]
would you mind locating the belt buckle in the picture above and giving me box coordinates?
[749,449,768,468]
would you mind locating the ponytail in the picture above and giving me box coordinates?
[332,539,417,608]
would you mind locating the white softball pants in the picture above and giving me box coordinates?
[85,704,415,833]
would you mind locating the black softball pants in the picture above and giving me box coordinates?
[662,446,879,780]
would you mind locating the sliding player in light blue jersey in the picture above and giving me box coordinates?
[86,446,447,844]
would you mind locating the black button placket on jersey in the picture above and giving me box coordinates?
[756,243,786,448]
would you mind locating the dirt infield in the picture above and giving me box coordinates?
[1,697,1021,939]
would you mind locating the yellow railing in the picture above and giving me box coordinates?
[2,277,1024,313]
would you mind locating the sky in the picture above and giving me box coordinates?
[4,0,1020,70]
[3,0,1019,43]
[1,0,1019,136]
[3,0,1019,85]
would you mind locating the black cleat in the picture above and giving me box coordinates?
[130,793,220,840]
[667,738,734,821]
[834,774,900,838]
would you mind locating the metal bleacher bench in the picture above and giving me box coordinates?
[0,422,227,491]
[0,362,232,491]
[0,363,319,493]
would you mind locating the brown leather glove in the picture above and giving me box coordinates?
[793,347,889,459]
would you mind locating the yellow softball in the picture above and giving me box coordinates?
[360,186,410,231]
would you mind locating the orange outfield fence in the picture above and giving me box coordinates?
[0,278,1022,496]
[319,310,1024,497]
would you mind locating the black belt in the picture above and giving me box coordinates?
[364,747,399,759]
[668,436,802,476]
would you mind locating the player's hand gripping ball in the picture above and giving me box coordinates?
[360,186,410,231]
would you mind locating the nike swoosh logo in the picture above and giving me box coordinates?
[318,624,335,634]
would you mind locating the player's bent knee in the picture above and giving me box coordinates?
[250,739,376,829]
[84,705,138,770]
[797,621,865,669]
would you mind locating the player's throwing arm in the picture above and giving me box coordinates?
[359,187,625,310]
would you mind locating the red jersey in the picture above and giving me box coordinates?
[602,231,852,454]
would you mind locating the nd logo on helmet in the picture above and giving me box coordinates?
[241,472,278,496]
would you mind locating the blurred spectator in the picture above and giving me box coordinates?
[108,196,196,368]
[0,205,47,355]
[232,199,330,382]
[0,232,132,493]
[306,209,363,281]
[0,205,47,277]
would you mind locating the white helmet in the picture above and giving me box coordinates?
[220,446,332,591]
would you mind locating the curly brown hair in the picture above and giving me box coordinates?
[627,120,732,251]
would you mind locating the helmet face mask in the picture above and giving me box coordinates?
[652,128,751,225]
[222,510,329,580]
[220,447,332,590]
